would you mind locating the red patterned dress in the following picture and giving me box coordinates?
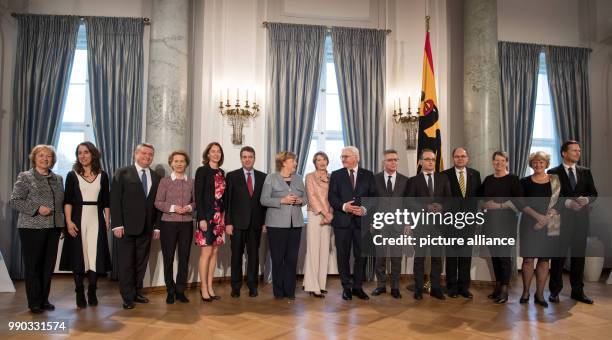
[194,166,226,247]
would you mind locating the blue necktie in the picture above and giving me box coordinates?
[141,169,148,196]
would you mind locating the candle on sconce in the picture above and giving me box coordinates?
[254,91,257,103]
[246,89,249,102]
[219,90,223,102]
[226,88,229,102]
[237,88,240,101]
[393,98,396,111]
[399,98,402,111]
[408,96,411,111]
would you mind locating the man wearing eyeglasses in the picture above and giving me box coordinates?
[441,147,481,299]
[328,146,377,301]
[371,149,410,299]
[406,148,451,300]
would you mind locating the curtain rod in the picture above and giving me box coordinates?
[11,13,151,25]
[262,21,391,35]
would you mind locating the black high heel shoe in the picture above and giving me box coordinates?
[200,291,212,302]
[495,285,509,304]
[309,292,325,298]
[534,294,549,307]
[208,291,221,300]
[519,294,530,304]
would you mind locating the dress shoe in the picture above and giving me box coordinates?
[352,289,370,300]
[122,301,135,309]
[459,290,473,299]
[495,293,508,304]
[41,301,55,311]
[571,292,594,304]
[447,288,458,298]
[249,289,258,297]
[414,290,423,300]
[210,295,221,301]
[430,290,446,300]
[548,293,560,303]
[519,295,530,304]
[176,293,190,303]
[231,290,240,298]
[166,293,175,304]
[488,282,501,300]
[391,289,402,299]
[342,289,353,301]
[534,294,549,307]
[200,295,213,303]
[287,296,296,300]
[320,290,328,294]
[30,307,44,314]
[371,287,387,296]
[309,292,325,298]
[134,294,149,303]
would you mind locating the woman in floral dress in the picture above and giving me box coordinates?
[194,142,226,302]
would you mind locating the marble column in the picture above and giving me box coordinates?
[146,0,190,174]
[463,0,501,175]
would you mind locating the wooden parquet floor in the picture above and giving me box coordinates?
[1,274,612,339]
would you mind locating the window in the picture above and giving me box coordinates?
[304,35,345,175]
[53,24,96,178]
[526,52,560,175]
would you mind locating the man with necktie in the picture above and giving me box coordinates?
[441,147,481,299]
[547,140,598,304]
[111,143,161,309]
[328,146,376,301]
[372,149,410,299]
[406,149,451,300]
[224,146,267,298]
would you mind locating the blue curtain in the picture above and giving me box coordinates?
[545,46,591,167]
[331,27,385,281]
[9,14,80,279]
[266,23,326,174]
[85,17,144,279]
[331,27,386,173]
[498,41,541,176]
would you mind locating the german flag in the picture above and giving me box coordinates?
[417,19,443,173]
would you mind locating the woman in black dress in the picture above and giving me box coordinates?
[480,151,523,304]
[195,142,226,302]
[60,142,112,308]
[518,151,561,307]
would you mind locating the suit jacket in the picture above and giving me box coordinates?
[110,165,161,236]
[328,167,377,229]
[224,168,267,230]
[547,164,598,221]
[374,171,410,198]
[406,172,452,207]
[260,173,307,228]
[441,167,481,211]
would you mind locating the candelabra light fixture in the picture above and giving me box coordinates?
[219,88,260,145]
[392,96,420,150]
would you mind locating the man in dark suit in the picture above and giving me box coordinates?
[328,146,377,301]
[225,146,267,298]
[441,147,481,299]
[547,140,598,304]
[371,149,409,299]
[111,143,161,310]
[407,148,451,300]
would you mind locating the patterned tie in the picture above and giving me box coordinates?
[349,169,356,189]
[459,170,466,198]
[427,173,434,197]
[246,172,254,197]
[387,175,393,195]
[568,167,577,191]
[141,169,148,196]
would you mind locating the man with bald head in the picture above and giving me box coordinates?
[441,147,481,298]
[328,146,376,301]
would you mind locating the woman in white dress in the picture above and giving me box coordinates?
[60,142,111,308]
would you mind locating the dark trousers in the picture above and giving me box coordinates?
[230,226,262,291]
[414,255,442,292]
[445,247,472,293]
[19,228,61,309]
[549,214,588,295]
[491,257,512,285]
[116,230,151,303]
[267,227,301,298]
[334,225,365,290]
[160,221,192,295]
[375,256,401,290]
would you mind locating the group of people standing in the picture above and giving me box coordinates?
[9,139,597,314]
